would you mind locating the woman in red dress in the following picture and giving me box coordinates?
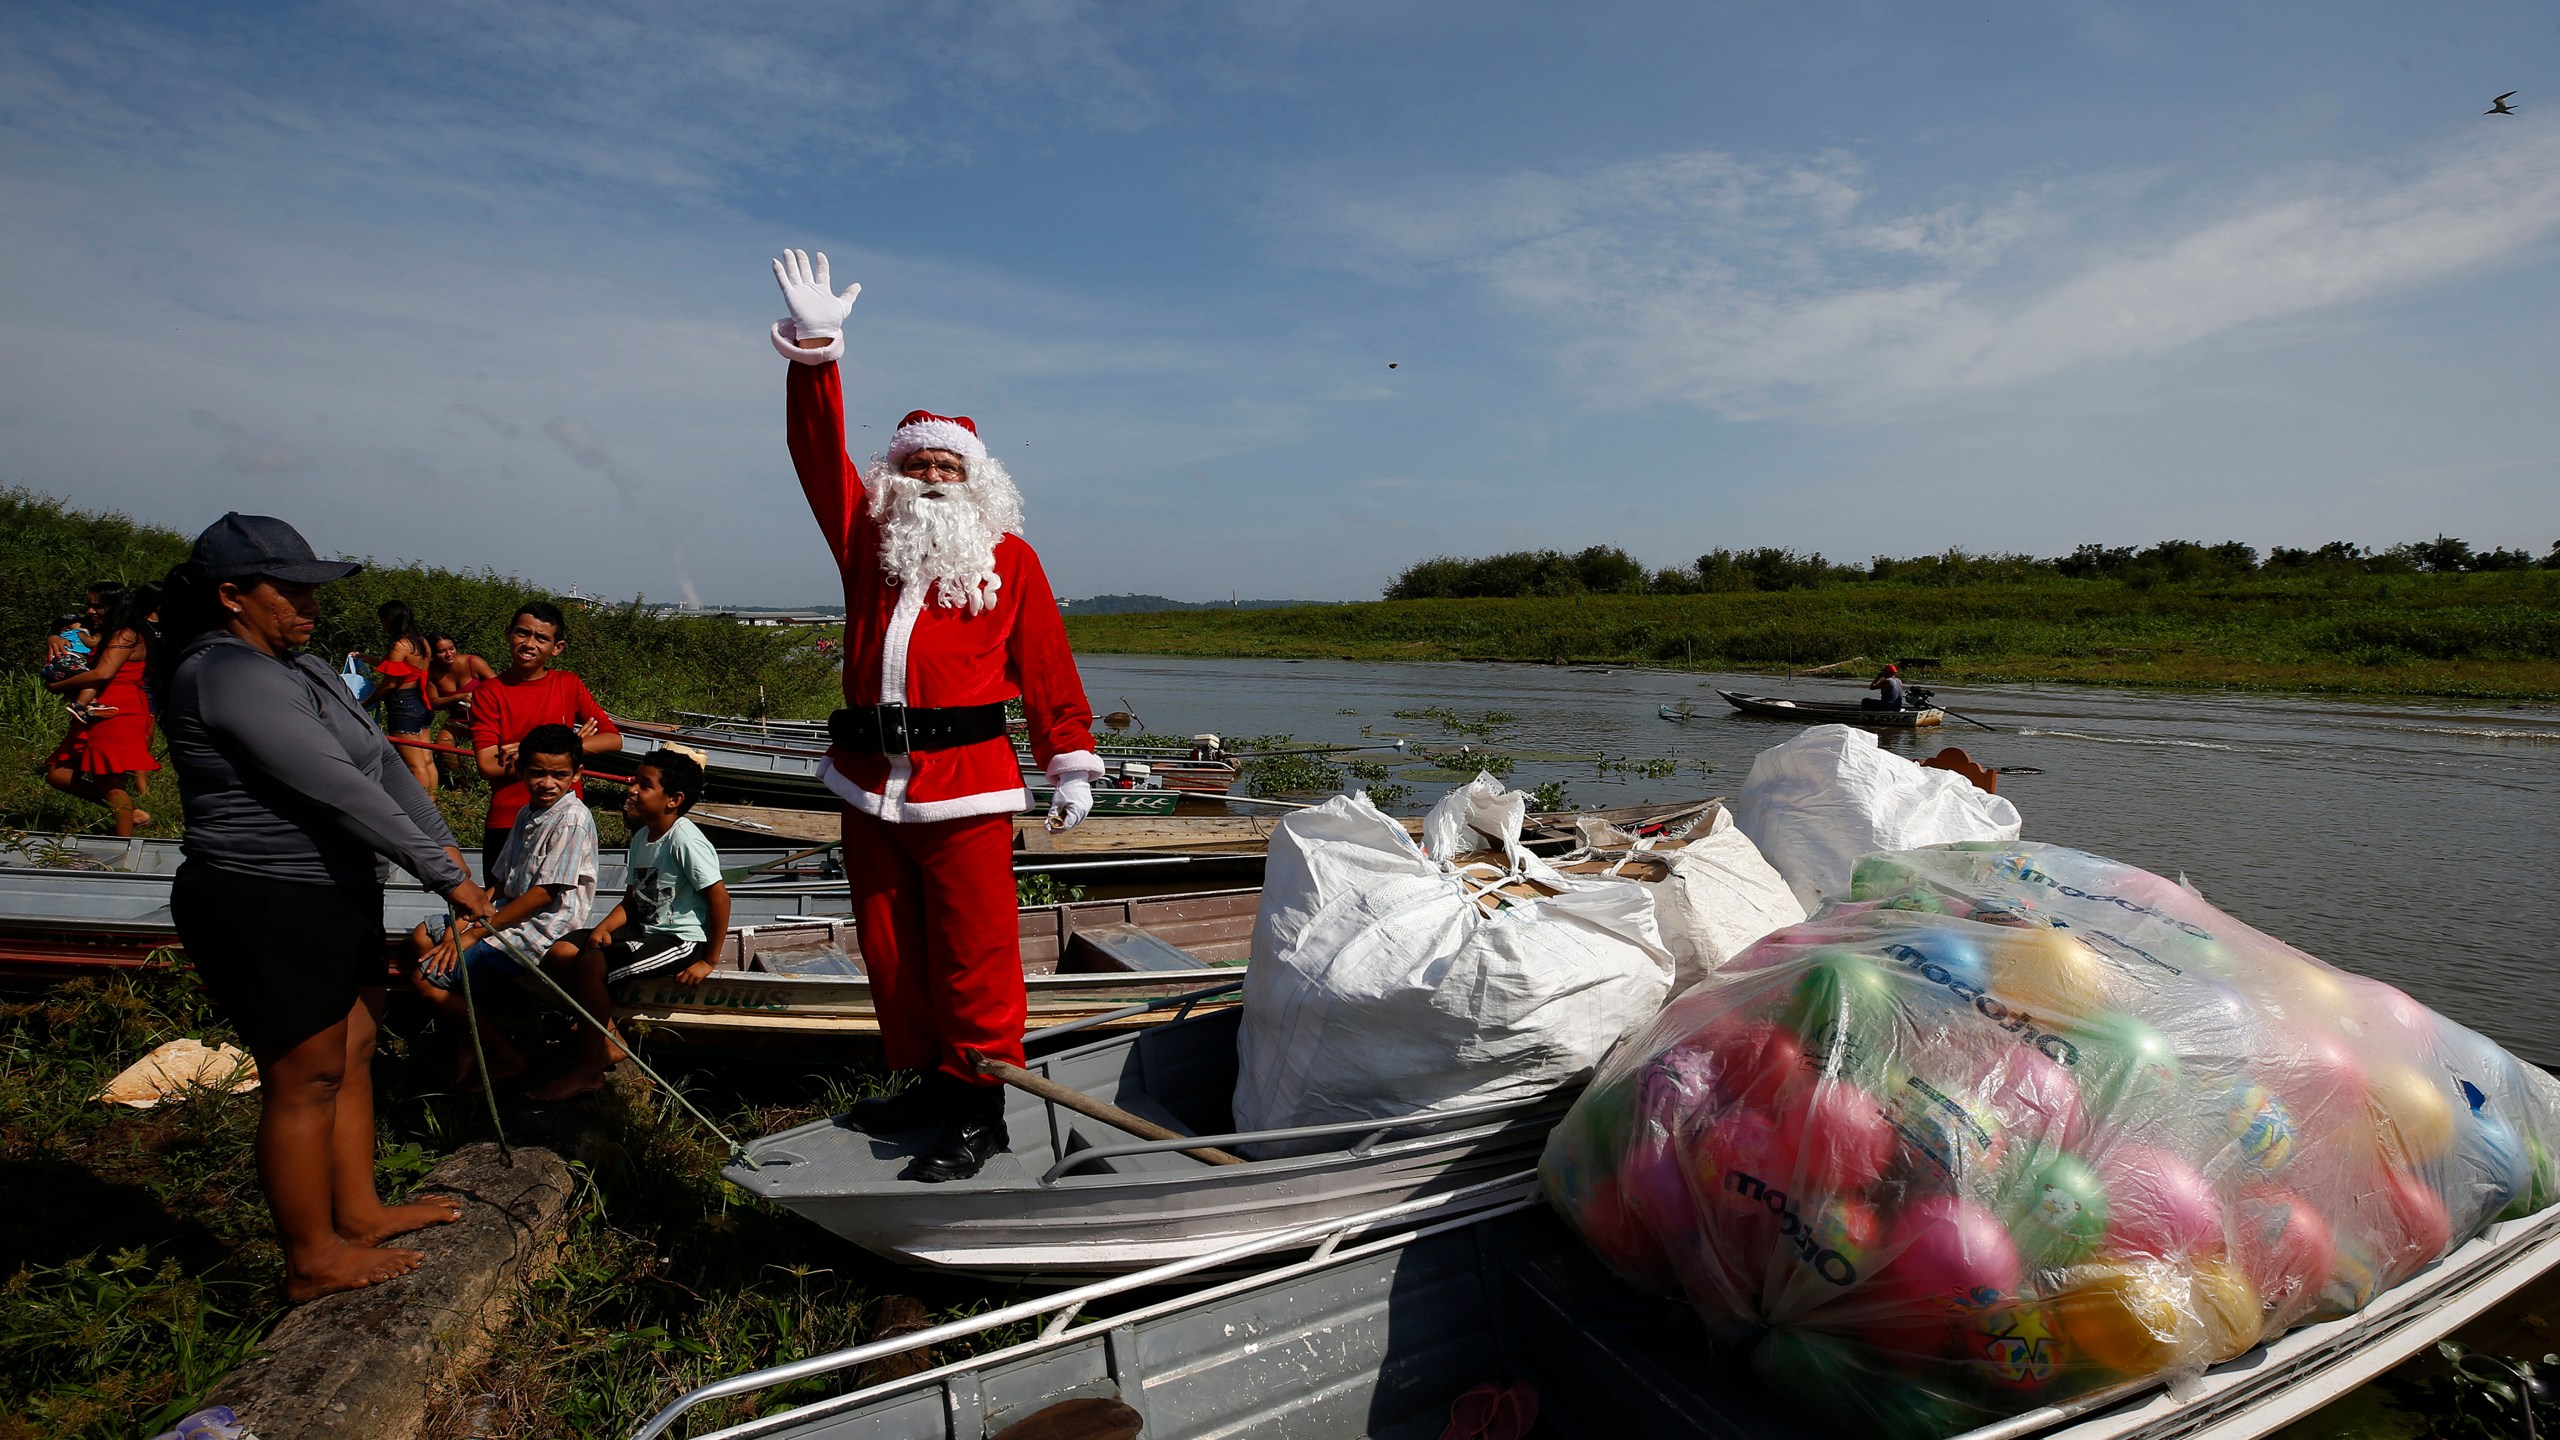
[46,582,162,836]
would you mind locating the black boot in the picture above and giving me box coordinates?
[909,1078,1009,1183]
[839,1070,942,1134]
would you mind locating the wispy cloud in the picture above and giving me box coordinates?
[1279,120,2560,419]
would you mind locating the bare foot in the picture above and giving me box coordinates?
[524,1068,606,1103]
[284,1242,425,1303]
[338,1194,464,1246]
[128,808,151,828]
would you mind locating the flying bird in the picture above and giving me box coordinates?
[2487,92,2518,115]
[1388,362,1399,369]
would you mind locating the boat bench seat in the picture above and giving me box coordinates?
[1064,923,1211,974]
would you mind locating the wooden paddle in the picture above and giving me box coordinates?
[965,1050,1244,1166]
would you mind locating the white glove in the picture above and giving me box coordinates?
[1046,776,1093,831]
[771,249,860,341]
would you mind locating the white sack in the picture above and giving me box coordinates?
[1234,778,1675,1149]
[1728,724,2022,911]
[1641,810,1807,991]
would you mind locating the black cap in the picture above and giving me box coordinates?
[190,513,363,585]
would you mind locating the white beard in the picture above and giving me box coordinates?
[868,454,1026,615]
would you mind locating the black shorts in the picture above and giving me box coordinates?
[602,932,705,986]
[171,863,386,1053]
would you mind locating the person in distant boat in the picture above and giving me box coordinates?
[155,513,492,1302]
[357,599,437,792]
[770,248,1104,1183]
[1863,663,1907,712]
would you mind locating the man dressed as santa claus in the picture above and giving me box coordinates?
[771,249,1105,1182]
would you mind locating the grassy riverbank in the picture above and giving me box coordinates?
[0,956,1029,1439]
[1065,570,2560,700]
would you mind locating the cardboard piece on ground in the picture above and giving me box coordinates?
[97,1038,260,1107]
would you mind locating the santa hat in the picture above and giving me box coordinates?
[886,410,988,465]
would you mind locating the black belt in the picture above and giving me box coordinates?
[828,702,1009,756]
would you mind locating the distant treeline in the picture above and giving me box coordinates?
[1385,537,2560,600]
[1060,593,1325,616]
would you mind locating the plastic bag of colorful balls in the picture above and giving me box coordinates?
[1538,840,2560,1439]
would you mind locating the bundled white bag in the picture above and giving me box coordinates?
[1728,723,2021,911]
[1233,777,1675,1147]
[1627,809,1806,991]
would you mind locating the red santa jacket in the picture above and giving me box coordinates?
[784,356,1101,823]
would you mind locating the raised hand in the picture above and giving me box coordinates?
[772,249,860,342]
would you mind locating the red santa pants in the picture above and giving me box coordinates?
[839,806,1025,1083]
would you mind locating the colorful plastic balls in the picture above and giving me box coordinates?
[1884,1065,2012,1185]
[2066,1013,2183,1120]
[2267,956,2358,1027]
[2098,1145,2224,1259]
[2265,1025,2368,1138]
[1991,1047,2089,1154]
[1545,1073,1639,1188]
[1872,1195,2025,1322]
[1562,1172,1673,1291]
[2052,1260,2200,1375]
[2007,1152,2111,1270]
[2372,1168,2453,1286]
[1617,1134,1701,1239]
[1849,855,1929,902]
[1774,1079,1898,1194]
[2189,1257,2263,1363]
[2364,1062,2457,1165]
[1885,928,1992,991]
[2500,1133,2558,1223]
[2222,1082,2298,1176]
[1990,927,2111,1017]
[2450,1111,2532,1224]
[2233,1188,2336,1316]
[1965,1300,2070,1392]
[1683,1017,1803,1113]
[1782,951,1903,1086]
[2348,977,2439,1048]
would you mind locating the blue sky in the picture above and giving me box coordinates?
[3,2,2557,605]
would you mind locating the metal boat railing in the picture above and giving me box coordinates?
[1036,1091,1576,1184]
[625,1171,1542,1440]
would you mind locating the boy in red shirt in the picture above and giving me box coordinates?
[469,602,622,876]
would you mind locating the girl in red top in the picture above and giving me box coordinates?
[46,581,163,835]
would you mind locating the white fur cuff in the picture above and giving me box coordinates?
[771,319,843,365]
[1045,750,1106,783]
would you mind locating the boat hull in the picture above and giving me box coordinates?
[1714,689,1944,727]
[728,1005,1568,1276]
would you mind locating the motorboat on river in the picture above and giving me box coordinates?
[1713,688,1947,727]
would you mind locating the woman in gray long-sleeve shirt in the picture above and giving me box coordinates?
[156,513,494,1304]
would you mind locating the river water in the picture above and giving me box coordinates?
[1080,655,2560,1061]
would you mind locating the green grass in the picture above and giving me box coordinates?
[1065,570,2560,700]
[0,954,1039,1440]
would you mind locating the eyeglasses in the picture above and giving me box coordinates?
[901,457,968,480]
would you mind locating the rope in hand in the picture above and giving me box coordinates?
[469,921,758,1168]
